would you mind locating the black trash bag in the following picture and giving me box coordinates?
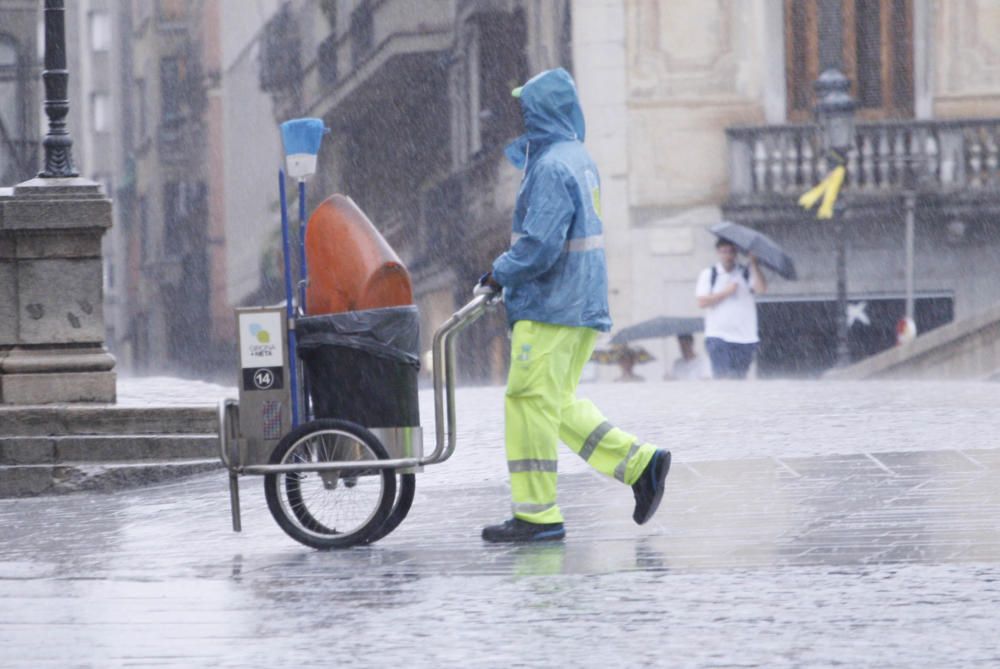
[297,306,420,428]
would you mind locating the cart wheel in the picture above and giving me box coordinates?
[264,419,396,550]
[364,473,416,544]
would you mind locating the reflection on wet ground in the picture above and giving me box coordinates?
[2,443,1000,667]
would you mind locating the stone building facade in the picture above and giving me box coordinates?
[68,0,1000,380]
[249,0,573,381]
[231,0,994,380]
[576,0,1000,376]
[118,0,231,375]
[218,0,284,310]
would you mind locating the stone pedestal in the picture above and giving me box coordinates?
[0,177,116,404]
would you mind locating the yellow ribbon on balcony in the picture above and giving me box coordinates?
[798,164,846,220]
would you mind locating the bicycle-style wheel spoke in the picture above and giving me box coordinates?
[277,429,385,540]
[264,419,396,549]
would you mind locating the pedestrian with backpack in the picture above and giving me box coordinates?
[695,238,767,379]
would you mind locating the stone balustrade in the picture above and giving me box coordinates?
[727,119,1000,198]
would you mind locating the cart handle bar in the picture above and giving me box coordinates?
[426,291,498,466]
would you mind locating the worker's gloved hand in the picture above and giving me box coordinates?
[473,272,502,297]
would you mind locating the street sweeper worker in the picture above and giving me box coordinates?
[475,68,671,543]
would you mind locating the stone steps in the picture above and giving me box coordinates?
[0,434,219,464]
[0,459,221,497]
[0,404,222,497]
[0,405,218,436]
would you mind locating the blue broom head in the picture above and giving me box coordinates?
[280,118,328,179]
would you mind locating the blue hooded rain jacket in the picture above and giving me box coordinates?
[491,68,612,332]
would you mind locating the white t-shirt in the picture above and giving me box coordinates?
[695,263,759,344]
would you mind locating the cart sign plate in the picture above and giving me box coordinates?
[242,366,284,391]
[239,312,284,369]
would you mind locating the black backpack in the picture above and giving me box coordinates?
[709,264,750,291]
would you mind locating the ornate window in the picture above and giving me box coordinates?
[785,0,914,120]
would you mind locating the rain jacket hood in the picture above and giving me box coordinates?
[493,68,611,332]
[504,68,586,170]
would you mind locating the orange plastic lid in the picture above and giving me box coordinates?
[304,194,414,314]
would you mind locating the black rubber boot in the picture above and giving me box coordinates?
[632,449,672,525]
[481,518,566,543]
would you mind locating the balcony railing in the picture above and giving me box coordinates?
[727,119,1000,200]
[306,0,454,113]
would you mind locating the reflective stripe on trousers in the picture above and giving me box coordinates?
[505,320,657,524]
[613,441,642,482]
[508,459,558,473]
[577,422,646,483]
[578,421,612,462]
[512,501,557,516]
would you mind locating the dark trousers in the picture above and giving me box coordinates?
[705,337,757,379]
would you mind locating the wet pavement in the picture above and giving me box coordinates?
[2,380,1000,667]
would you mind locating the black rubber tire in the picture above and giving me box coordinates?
[364,473,416,544]
[264,419,396,550]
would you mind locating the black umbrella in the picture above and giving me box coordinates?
[610,316,704,345]
[709,221,797,280]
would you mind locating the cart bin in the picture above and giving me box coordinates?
[297,306,420,428]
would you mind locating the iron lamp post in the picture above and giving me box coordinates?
[39,0,78,178]
[814,69,856,368]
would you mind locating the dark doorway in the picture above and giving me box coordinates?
[757,294,953,377]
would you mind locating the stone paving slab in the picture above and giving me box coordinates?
[2,378,999,666]
[1,438,1000,667]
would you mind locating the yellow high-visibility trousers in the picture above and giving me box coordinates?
[505,320,657,524]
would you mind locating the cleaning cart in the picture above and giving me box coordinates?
[217,118,499,549]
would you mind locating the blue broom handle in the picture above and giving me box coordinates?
[298,180,308,310]
[297,179,311,420]
[279,169,300,427]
